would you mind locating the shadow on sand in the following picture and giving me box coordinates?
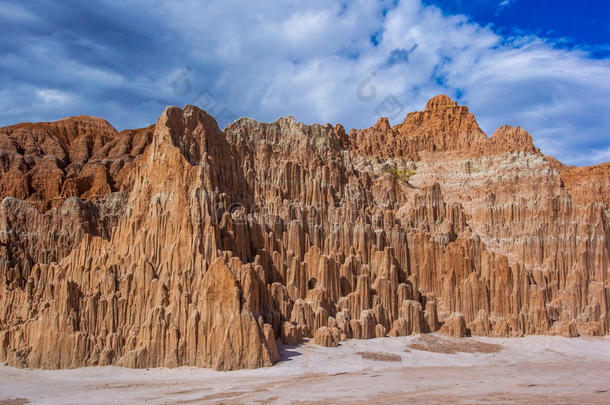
[277,340,308,363]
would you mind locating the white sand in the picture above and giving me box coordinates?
[1,334,610,404]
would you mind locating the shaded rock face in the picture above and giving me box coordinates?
[0,97,608,370]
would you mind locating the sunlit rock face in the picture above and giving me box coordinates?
[0,96,608,370]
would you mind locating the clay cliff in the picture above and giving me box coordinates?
[0,96,608,370]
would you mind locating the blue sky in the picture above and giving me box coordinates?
[1,0,609,165]
[425,0,610,56]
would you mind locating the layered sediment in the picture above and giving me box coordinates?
[0,95,608,370]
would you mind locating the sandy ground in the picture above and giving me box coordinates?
[1,334,610,404]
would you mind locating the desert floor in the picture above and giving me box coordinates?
[1,334,609,404]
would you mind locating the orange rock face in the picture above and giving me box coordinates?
[0,96,608,370]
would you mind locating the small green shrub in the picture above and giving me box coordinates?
[386,168,416,181]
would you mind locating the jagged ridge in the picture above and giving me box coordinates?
[0,96,608,370]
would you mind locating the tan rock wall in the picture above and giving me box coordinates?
[0,96,607,370]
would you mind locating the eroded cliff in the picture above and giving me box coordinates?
[0,96,608,370]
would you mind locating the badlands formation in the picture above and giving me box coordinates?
[0,95,608,370]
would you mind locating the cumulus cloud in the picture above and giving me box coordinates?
[0,0,608,165]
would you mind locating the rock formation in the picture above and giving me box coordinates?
[0,95,608,370]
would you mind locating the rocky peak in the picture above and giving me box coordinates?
[346,95,548,159]
[54,115,118,139]
[487,125,539,155]
[0,115,118,141]
[347,95,487,159]
[373,117,391,131]
[425,94,458,111]
[156,105,224,166]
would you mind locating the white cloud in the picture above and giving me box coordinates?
[592,147,610,165]
[1,0,609,166]
[498,0,516,11]
[565,146,610,167]
[36,89,73,104]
